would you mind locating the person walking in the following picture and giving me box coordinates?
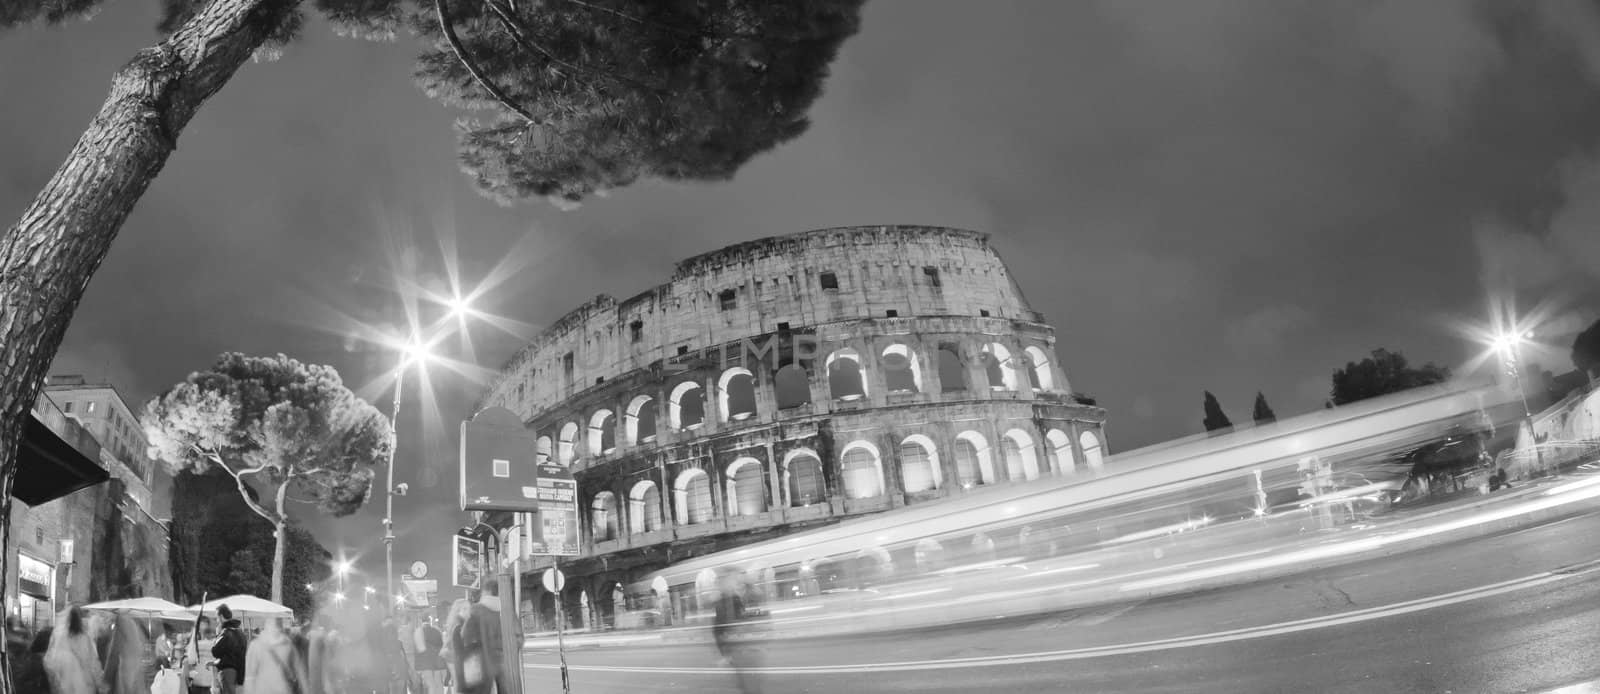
[211,604,249,694]
[43,606,102,694]
[182,616,219,694]
[102,609,156,694]
[457,580,506,694]
[411,616,447,694]
[442,598,472,693]
[243,618,308,694]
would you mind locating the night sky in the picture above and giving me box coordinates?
[5,1,1600,593]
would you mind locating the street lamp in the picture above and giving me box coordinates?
[334,559,352,596]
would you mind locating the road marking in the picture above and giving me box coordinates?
[526,562,1599,675]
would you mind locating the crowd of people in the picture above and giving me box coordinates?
[3,578,514,694]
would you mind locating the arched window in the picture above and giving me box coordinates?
[1080,430,1105,470]
[938,345,965,392]
[775,363,811,409]
[588,409,616,455]
[626,395,656,444]
[1046,429,1075,474]
[826,349,867,400]
[982,343,1018,391]
[674,468,714,524]
[1002,429,1041,481]
[536,436,552,465]
[669,381,705,430]
[628,481,662,534]
[882,344,921,393]
[1024,346,1055,391]
[718,368,757,422]
[590,492,617,542]
[558,422,579,465]
[725,457,766,516]
[954,431,995,487]
[839,441,883,499]
[914,539,946,572]
[784,449,827,507]
[898,434,941,493]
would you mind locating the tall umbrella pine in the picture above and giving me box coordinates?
[143,353,395,605]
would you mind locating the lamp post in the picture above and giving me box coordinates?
[1494,328,1545,475]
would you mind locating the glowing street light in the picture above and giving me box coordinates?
[334,559,352,595]
[331,592,345,603]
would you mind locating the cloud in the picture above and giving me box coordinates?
[1548,159,1600,278]
[1225,305,1314,355]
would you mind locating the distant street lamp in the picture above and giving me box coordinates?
[1492,324,1546,475]
[334,559,352,596]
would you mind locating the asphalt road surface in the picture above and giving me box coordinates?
[524,505,1600,693]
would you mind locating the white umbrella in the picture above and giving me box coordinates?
[175,594,293,620]
[82,597,189,615]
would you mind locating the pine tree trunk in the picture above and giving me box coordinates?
[0,1,299,691]
[272,480,288,605]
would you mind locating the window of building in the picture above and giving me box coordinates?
[63,401,74,413]
[35,527,43,544]
[85,401,96,414]
[923,266,941,287]
[777,322,791,332]
[562,352,575,389]
[677,345,690,356]
[775,363,811,409]
[979,309,991,317]
[719,289,737,311]
[885,309,898,318]
[595,377,604,385]
[819,272,839,290]
[938,345,965,392]
[630,320,644,343]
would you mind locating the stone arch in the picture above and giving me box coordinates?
[536,435,553,465]
[628,480,663,534]
[1024,346,1055,391]
[588,409,616,455]
[898,433,942,493]
[718,368,757,422]
[839,440,884,499]
[954,431,995,487]
[590,491,617,542]
[674,468,714,525]
[725,457,766,516]
[914,538,946,572]
[775,363,811,409]
[1046,428,1076,474]
[982,343,1018,391]
[1080,430,1105,470]
[625,395,656,444]
[937,344,966,392]
[882,343,922,393]
[558,422,579,465]
[1002,428,1041,481]
[783,448,827,507]
[826,348,867,400]
[669,381,705,430]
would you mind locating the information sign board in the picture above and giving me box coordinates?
[529,463,579,556]
[452,534,485,589]
[460,407,540,512]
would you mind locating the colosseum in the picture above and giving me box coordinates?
[474,224,1108,630]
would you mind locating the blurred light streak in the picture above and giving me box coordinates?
[872,587,953,601]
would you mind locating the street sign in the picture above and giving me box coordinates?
[460,407,541,512]
[452,534,485,589]
[530,463,579,557]
[402,578,439,608]
[410,561,428,579]
[542,568,566,592]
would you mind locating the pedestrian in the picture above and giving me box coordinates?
[442,598,472,692]
[243,617,309,694]
[102,609,156,694]
[15,625,53,693]
[211,604,249,694]
[411,615,447,694]
[44,606,103,694]
[182,616,219,694]
[457,579,506,694]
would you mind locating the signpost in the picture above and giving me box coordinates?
[460,407,537,694]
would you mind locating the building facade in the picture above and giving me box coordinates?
[475,226,1107,630]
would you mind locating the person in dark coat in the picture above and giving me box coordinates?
[210,604,249,694]
[458,580,506,694]
[412,615,447,694]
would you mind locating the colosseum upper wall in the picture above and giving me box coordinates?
[483,225,1046,421]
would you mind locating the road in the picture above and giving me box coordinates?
[524,504,1600,693]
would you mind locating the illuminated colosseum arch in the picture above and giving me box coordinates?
[898,434,942,493]
[839,440,884,499]
[953,431,995,487]
[625,395,656,444]
[783,448,827,507]
[588,409,616,455]
[1024,346,1055,391]
[536,435,552,465]
[882,343,922,393]
[937,344,966,392]
[718,367,757,422]
[826,348,867,400]
[669,381,705,430]
[590,491,617,542]
[774,362,811,409]
[725,457,767,516]
[982,343,1018,391]
[628,480,663,534]
[674,468,715,525]
[1046,428,1076,474]
[1002,428,1041,481]
[557,422,579,465]
[1080,430,1105,470]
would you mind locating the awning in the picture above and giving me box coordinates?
[14,412,110,505]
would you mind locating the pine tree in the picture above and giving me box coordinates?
[1252,392,1277,424]
[1202,391,1233,432]
[1330,348,1451,406]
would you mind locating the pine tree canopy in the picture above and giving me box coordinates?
[1573,318,1600,378]
[1252,392,1276,424]
[1202,390,1233,432]
[3,0,865,207]
[1330,348,1451,406]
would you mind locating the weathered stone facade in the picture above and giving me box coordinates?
[477,225,1107,631]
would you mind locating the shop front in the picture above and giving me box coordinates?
[14,553,54,632]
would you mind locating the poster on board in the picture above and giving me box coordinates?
[452,534,485,589]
